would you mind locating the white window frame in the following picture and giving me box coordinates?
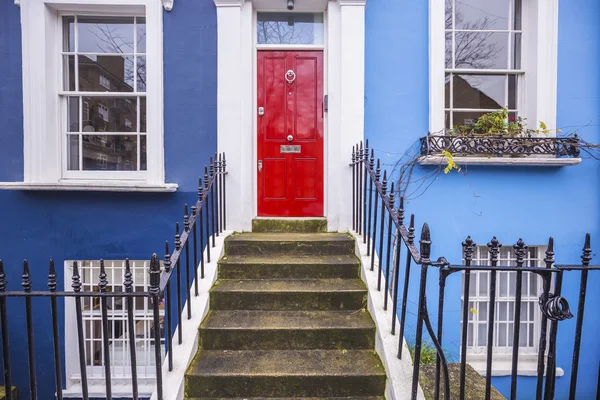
[16,0,172,191]
[429,0,559,135]
[460,245,563,377]
[63,260,165,398]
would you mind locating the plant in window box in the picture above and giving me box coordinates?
[421,108,580,161]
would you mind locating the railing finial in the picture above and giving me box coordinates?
[48,259,57,292]
[71,261,82,293]
[398,196,405,225]
[175,222,181,250]
[381,170,388,196]
[375,159,381,182]
[184,204,190,232]
[487,236,502,264]
[544,237,555,268]
[419,223,431,263]
[22,260,31,292]
[124,259,133,293]
[514,238,527,266]
[408,214,416,244]
[98,260,108,293]
[164,241,171,272]
[389,181,396,211]
[0,260,6,292]
[582,233,592,267]
[462,236,476,264]
[149,254,160,296]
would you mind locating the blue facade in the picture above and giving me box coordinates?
[1,0,599,398]
[365,0,600,398]
[0,0,217,396]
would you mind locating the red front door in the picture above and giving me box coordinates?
[257,51,324,217]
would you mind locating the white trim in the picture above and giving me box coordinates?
[0,181,178,192]
[418,155,582,167]
[214,0,366,232]
[352,231,425,400]
[14,0,20,7]
[18,0,166,189]
[161,0,173,11]
[429,0,560,134]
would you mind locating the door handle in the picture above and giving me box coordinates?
[287,135,293,142]
[258,160,262,172]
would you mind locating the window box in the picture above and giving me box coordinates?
[418,135,582,167]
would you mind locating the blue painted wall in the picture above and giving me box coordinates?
[0,0,217,397]
[365,0,600,398]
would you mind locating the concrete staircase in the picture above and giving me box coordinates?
[184,219,386,399]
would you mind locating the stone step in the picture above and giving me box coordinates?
[224,233,355,256]
[218,254,360,279]
[185,350,386,398]
[187,397,385,400]
[210,279,367,310]
[252,218,328,233]
[200,310,375,350]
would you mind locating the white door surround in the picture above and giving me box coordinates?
[214,0,367,232]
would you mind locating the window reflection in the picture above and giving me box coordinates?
[257,13,324,45]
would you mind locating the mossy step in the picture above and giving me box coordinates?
[185,349,386,398]
[200,310,375,350]
[252,218,328,233]
[218,254,360,279]
[225,233,355,256]
[419,363,505,400]
[188,397,386,399]
[210,279,368,310]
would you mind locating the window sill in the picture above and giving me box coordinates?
[63,382,154,398]
[418,155,582,167]
[467,355,564,377]
[0,181,178,192]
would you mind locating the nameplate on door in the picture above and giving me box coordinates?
[280,145,301,154]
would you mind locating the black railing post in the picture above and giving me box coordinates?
[48,260,63,400]
[72,261,89,400]
[149,255,163,400]
[222,153,227,230]
[544,270,566,400]
[434,268,448,400]
[398,214,415,359]
[352,145,356,231]
[391,197,404,335]
[218,153,224,233]
[198,178,206,279]
[511,239,527,400]
[358,141,363,235]
[213,154,220,236]
[184,205,192,320]
[204,167,211,263]
[175,223,183,345]
[485,237,501,400]
[208,156,218,247]
[411,222,431,400]
[124,260,139,400]
[384,182,395,310]
[370,160,381,271]
[377,170,388,292]
[0,261,11,400]
[569,233,592,400]
[536,237,555,399]
[363,140,368,243]
[367,149,375,256]
[192,206,199,297]
[98,260,113,400]
[22,260,37,400]
[164,243,173,372]
[459,236,475,398]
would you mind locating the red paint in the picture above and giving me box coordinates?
[257,51,324,217]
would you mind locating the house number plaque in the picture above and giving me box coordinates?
[280,145,301,154]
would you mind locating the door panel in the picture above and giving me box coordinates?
[257,51,324,217]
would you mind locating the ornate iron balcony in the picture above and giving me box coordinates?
[420,135,581,158]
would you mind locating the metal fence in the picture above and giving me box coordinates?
[0,153,226,400]
[351,140,600,400]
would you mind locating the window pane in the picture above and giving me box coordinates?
[509,271,517,297]
[499,272,508,297]
[508,322,514,346]
[512,33,522,69]
[257,13,324,45]
[140,135,147,171]
[78,16,135,53]
[78,55,134,92]
[467,323,474,346]
[498,322,507,346]
[529,273,538,296]
[479,272,488,297]
[455,0,510,31]
[453,111,486,129]
[479,301,488,321]
[519,322,528,346]
[67,135,79,171]
[68,97,79,132]
[445,33,452,68]
[454,32,508,69]
[136,17,146,53]
[508,75,518,109]
[136,56,146,92]
[513,0,523,30]
[63,55,75,91]
[83,97,138,132]
[445,0,452,29]
[478,323,487,346]
[140,97,147,132]
[82,135,138,171]
[63,16,75,52]
[453,75,505,109]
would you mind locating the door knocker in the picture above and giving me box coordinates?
[285,70,296,84]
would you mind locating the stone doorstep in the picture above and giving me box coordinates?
[252,218,328,233]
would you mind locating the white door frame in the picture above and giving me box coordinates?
[214,0,366,232]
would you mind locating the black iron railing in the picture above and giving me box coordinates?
[0,153,226,400]
[420,134,581,158]
[351,140,599,400]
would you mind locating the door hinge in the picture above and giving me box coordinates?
[258,160,262,172]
